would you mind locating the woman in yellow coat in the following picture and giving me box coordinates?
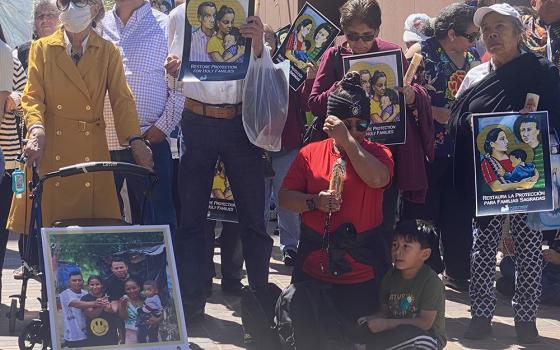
[7,0,153,233]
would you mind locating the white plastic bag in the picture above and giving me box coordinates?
[242,42,290,151]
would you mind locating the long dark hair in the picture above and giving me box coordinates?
[484,128,504,154]
[296,18,313,34]
[215,5,235,34]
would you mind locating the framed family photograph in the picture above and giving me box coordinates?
[472,111,553,217]
[272,2,340,90]
[179,0,255,82]
[41,225,189,350]
[207,158,238,222]
[343,50,406,145]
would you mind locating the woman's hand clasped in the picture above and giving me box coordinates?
[316,190,342,213]
[131,139,154,171]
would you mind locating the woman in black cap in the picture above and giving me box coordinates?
[278,71,393,348]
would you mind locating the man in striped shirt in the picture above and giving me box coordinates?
[189,1,216,62]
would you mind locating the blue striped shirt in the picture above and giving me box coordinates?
[100,2,185,150]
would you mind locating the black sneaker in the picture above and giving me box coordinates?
[221,278,243,296]
[464,317,492,340]
[283,249,297,267]
[443,275,469,292]
[515,321,540,344]
[495,277,514,297]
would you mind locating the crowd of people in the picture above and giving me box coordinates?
[1,0,560,348]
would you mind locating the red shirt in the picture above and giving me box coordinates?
[481,157,513,184]
[282,138,394,284]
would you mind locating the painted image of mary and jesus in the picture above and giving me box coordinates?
[359,69,400,124]
[189,1,246,63]
[284,18,336,70]
[479,116,545,193]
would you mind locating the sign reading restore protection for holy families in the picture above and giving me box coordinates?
[179,0,255,82]
[472,111,553,217]
[272,2,340,90]
[343,50,406,145]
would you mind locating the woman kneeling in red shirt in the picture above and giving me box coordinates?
[278,72,394,348]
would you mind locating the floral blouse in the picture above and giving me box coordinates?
[419,37,480,158]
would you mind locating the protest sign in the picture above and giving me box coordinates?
[343,50,406,145]
[207,159,238,222]
[179,0,254,82]
[472,111,553,216]
[272,2,340,90]
[275,24,290,49]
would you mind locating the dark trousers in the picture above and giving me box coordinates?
[175,111,272,315]
[401,157,472,279]
[283,273,380,349]
[0,170,14,285]
[205,220,243,282]
[137,324,159,343]
[110,139,176,232]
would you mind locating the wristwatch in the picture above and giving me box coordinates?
[306,197,316,211]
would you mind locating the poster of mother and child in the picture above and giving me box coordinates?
[472,109,554,217]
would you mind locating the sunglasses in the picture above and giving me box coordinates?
[345,32,376,42]
[343,119,369,132]
[56,0,95,11]
[458,31,480,42]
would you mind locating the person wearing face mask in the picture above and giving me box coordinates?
[308,0,434,249]
[6,0,153,236]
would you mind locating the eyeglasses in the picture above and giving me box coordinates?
[345,32,376,42]
[458,31,480,42]
[56,0,95,11]
[343,119,369,132]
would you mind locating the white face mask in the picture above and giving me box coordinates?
[59,2,93,34]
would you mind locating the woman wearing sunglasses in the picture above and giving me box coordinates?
[278,71,393,348]
[401,3,480,292]
[7,0,153,234]
[308,0,434,249]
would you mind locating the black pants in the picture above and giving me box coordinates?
[175,112,272,316]
[401,157,472,279]
[204,220,243,282]
[284,272,380,349]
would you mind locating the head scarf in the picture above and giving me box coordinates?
[326,72,371,122]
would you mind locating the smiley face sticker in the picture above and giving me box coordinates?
[90,317,109,337]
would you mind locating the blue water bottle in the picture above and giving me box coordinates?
[12,168,25,198]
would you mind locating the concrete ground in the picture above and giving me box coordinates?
[0,231,559,350]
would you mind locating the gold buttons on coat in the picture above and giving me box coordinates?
[57,105,62,110]
[54,182,60,187]
[85,105,91,111]
[84,157,90,162]
[55,155,61,161]
[56,130,62,136]
[85,131,90,136]
[85,182,91,188]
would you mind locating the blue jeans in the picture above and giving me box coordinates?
[501,255,560,305]
[264,149,300,253]
[110,140,177,233]
[175,111,272,315]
